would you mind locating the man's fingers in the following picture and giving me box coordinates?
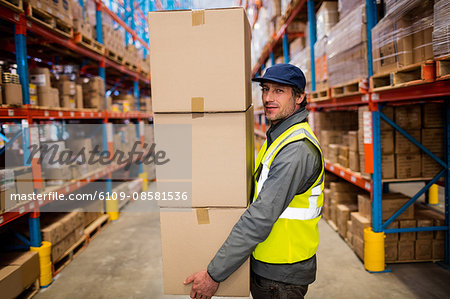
[184,273,196,285]
[190,289,196,299]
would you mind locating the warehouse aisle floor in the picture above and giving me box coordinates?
[35,194,450,299]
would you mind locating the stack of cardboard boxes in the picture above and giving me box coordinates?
[82,76,106,110]
[102,14,126,58]
[149,8,253,296]
[354,194,444,262]
[372,0,434,75]
[322,178,444,262]
[72,0,94,39]
[0,251,40,298]
[433,0,450,59]
[357,103,444,179]
[30,68,59,107]
[394,105,422,178]
[357,105,396,179]
[314,102,444,180]
[28,0,73,27]
[326,3,368,88]
[1,72,23,105]
[421,103,444,177]
[0,169,16,212]
[123,45,139,69]
[313,110,358,165]
[314,1,339,89]
[40,211,85,262]
[54,77,76,109]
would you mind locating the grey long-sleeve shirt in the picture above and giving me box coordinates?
[207,108,323,285]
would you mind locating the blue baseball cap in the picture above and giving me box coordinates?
[252,63,306,90]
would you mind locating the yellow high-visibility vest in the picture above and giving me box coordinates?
[252,122,324,264]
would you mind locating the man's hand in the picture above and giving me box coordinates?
[184,270,219,299]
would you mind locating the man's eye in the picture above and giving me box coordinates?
[277,89,284,93]
[261,87,269,92]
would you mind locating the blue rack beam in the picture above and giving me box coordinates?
[307,0,316,92]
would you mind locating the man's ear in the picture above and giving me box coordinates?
[295,93,306,105]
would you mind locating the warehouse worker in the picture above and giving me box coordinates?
[185,64,324,299]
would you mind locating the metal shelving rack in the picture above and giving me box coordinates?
[250,0,449,269]
[0,0,171,257]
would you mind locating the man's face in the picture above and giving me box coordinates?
[261,82,303,125]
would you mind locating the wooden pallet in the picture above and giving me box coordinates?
[73,32,105,55]
[386,259,443,264]
[0,0,23,12]
[371,61,436,91]
[309,87,330,102]
[16,278,39,299]
[124,61,138,72]
[54,18,73,39]
[330,79,363,98]
[53,236,88,275]
[436,55,450,80]
[27,5,54,30]
[84,214,110,241]
[105,48,124,65]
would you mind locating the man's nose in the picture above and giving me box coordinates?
[264,90,275,102]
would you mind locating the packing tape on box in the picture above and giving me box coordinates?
[196,208,210,224]
[192,10,205,26]
[191,97,204,112]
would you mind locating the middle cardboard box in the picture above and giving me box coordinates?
[153,105,254,208]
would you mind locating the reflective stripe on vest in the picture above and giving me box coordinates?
[252,122,324,264]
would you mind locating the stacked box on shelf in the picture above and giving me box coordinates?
[149,8,252,296]
[314,1,339,89]
[123,44,138,68]
[432,0,450,59]
[141,56,150,75]
[71,0,94,38]
[29,83,38,105]
[0,169,16,212]
[53,76,76,108]
[112,94,136,112]
[82,76,106,110]
[1,72,23,105]
[326,3,367,89]
[102,14,126,59]
[314,110,358,163]
[394,105,422,178]
[290,46,311,93]
[421,103,445,177]
[358,105,395,178]
[328,182,361,228]
[371,0,434,75]
[355,193,444,262]
[338,0,364,16]
[0,251,40,298]
[30,67,59,107]
[83,0,97,40]
[40,211,85,262]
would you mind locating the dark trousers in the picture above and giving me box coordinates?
[250,272,309,299]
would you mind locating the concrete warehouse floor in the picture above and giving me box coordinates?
[35,187,450,299]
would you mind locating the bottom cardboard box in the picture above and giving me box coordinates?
[0,251,40,289]
[398,241,415,261]
[385,241,398,262]
[352,235,364,261]
[0,265,23,299]
[415,239,432,260]
[432,239,445,260]
[160,208,249,296]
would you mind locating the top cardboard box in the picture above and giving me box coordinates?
[149,8,252,113]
